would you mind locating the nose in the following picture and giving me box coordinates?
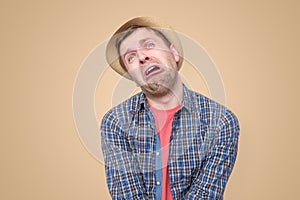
[137,50,150,64]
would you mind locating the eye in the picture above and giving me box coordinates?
[145,41,155,49]
[125,53,136,63]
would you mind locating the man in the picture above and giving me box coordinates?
[101,16,240,200]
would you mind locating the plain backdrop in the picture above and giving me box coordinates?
[1,0,299,199]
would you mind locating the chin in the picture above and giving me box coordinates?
[141,82,171,97]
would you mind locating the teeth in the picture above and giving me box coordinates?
[146,65,158,75]
[146,66,155,75]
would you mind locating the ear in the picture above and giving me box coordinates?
[170,44,180,62]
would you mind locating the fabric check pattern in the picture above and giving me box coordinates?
[101,84,240,200]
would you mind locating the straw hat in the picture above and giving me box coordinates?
[105,16,183,79]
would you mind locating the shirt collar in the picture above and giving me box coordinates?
[136,92,147,111]
[181,84,194,112]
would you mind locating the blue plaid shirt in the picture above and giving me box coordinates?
[101,84,240,200]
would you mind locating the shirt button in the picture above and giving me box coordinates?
[156,152,160,156]
[156,181,161,186]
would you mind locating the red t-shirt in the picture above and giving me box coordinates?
[150,104,180,200]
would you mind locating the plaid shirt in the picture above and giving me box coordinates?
[101,84,240,200]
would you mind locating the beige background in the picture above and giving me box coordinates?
[1,0,299,199]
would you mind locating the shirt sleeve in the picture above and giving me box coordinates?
[184,108,240,200]
[100,111,149,200]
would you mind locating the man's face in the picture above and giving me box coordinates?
[119,28,180,95]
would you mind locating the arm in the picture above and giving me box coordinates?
[101,111,148,200]
[185,109,240,200]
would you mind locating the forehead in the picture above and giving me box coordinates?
[119,28,167,54]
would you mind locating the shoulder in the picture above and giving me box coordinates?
[187,88,239,132]
[101,92,144,126]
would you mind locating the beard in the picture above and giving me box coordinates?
[141,82,169,97]
[140,69,178,97]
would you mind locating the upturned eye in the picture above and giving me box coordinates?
[126,53,136,63]
[145,41,155,49]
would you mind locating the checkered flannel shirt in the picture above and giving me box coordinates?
[101,84,240,200]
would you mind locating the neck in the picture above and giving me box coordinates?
[146,82,183,110]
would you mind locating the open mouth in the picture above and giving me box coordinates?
[144,64,162,78]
